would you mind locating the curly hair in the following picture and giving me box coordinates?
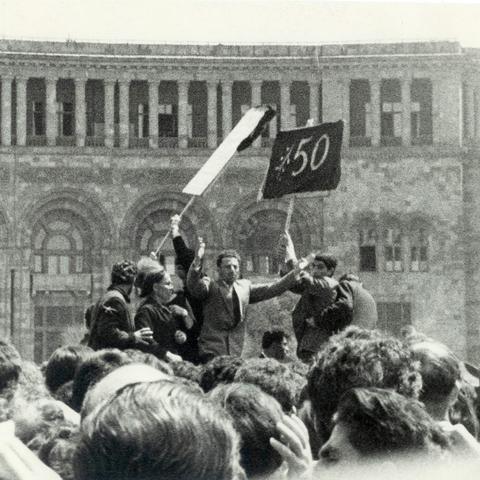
[308,329,422,441]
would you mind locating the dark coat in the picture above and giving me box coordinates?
[314,279,378,333]
[87,285,139,351]
[135,296,189,360]
[187,266,298,359]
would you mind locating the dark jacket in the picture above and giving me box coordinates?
[135,296,190,360]
[87,284,139,351]
[314,279,378,333]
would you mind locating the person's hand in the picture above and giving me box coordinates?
[174,330,187,344]
[0,427,62,480]
[194,237,205,265]
[170,214,181,238]
[166,351,182,363]
[270,414,313,479]
[149,251,158,261]
[134,327,153,345]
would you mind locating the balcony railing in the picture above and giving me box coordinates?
[188,137,208,148]
[85,136,105,147]
[56,136,76,147]
[27,135,47,146]
[158,137,178,148]
[349,136,372,147]
[129,137,150,149]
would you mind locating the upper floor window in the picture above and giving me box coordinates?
[381,79,402,146]
[57,102,74,137]
[32,101,45,136]
[158,104,177,137]
[411,79,433,145]
[350,79,372,147]
[359,227,377,272]
[410,228,429,272]
[384,228,403,272]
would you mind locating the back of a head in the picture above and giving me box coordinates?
[308,330,422,439]
[200,355,245,393]
[335,387,449,458]
[70,349,132,413]
[234,358,306,413]
[111,260,136,286]
[209,382,283,478]
[45,345,93,393]
[75,380,244,480]
[409,339,461,403]
[314,254,337,272]
[123,349,174,376]
[135,257,164,297]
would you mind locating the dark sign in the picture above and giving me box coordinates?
[262,120,344,199]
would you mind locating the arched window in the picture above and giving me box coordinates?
[135,209,197,274]
[384,227,403,272]
[238,210,304,276]
[32,210,92,274]
[410,228,429,272]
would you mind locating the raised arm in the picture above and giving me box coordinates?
[186,237,212,300]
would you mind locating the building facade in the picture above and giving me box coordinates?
[0,39,478,363]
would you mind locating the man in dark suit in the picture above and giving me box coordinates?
[187,239,302,363]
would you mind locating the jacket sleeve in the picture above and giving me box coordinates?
[95,297,137,349]
[173,236,194,264]
[313,281,354,333]
[249,270,298,304]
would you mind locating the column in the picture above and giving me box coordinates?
[221,80,232,140]
[45,77,57,147]
[465,84,475,140]
[1,76,13,146]
[401,77,412,146]
[251,80,262,147]
[309,80,319,124]
[207,81,217,149]
[280,81,291,131]
[148,80,159,148]
[104,80,115,148]
[475,84,480,140]
[16,77,27,146]
[370,79,381,146]
[178,80,189,149]
[119,80,129,148]
[75,78,86,147]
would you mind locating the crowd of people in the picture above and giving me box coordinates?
[1,215,480,479]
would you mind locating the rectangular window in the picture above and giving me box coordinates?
[58,102,74,136]
[350,80,372,147]
[411,229,429,272]
[384,228,403,272]
[158,104,178,138]
[377,302,411,337]
[381,79,402,146]
[32,101,45,136]
[359,228,377,272]
[411,79,433,145]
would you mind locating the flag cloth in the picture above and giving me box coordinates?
[261,120,344,199]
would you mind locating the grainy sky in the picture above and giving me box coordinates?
[1,0,480,47]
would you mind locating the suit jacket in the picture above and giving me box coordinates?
[187,266,297,358]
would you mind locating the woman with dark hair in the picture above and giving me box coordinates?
[134,259,192,363]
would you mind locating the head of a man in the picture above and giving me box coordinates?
[110,260,137,293]
[75,380,245,480]
[262,330,290,362]
[318,387,449,471]
[312,254,337,279]
[217,250,241,286]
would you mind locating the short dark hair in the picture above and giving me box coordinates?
[200,355,245,393]
[262,330,288,350]
[75,381,243,480]
[314,254,337,272]
[110,260,136,285]
[217,249,241,267]
[333,387,449,457]
[139,268,166,298]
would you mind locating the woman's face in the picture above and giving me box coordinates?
[153,272,174,303]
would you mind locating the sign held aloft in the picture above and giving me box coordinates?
[183,106,276,197]
[261,120,344,199]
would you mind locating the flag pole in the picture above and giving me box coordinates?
[154,196,196,257]
[284,195,295,232]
